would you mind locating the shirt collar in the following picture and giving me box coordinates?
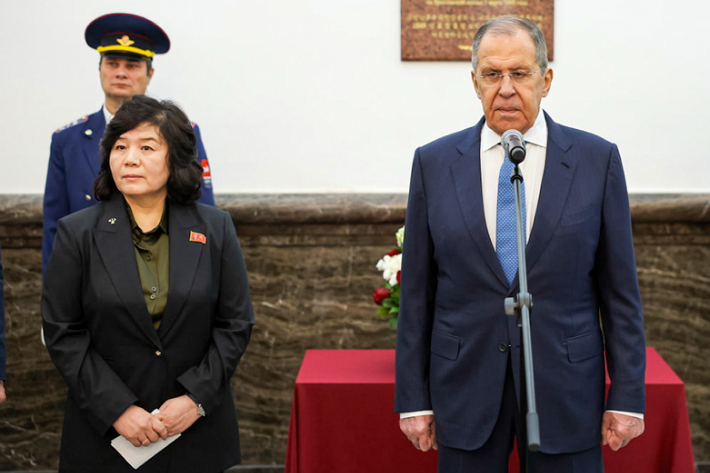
[125,199,170,240]
[102,105,114,127]
[481,109,548,152]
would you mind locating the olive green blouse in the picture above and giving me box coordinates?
[126,203,169,329]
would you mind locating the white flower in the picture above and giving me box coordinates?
[396,226,405,248]
[376,253,402,286]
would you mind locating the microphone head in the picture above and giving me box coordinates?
[501,129,526,165]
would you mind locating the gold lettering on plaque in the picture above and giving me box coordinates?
[402,0,554,61]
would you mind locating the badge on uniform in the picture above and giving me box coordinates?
[201,159,212,189]
[190,231,206,244]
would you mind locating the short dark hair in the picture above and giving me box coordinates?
[94,95,203,203]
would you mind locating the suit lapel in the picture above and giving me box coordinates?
[522,112,577,279]
[81,109,106,177]
[158,201,205,338]
[450,119,509,288]
[92,196,162,347]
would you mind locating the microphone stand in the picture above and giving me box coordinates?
[504,163,540,472]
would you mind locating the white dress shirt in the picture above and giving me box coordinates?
[480,110,547,248]
[102,106,114,126]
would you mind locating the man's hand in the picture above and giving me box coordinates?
[113,405,168,447]
[0,381,6,403]
[154,395,201,437]
[400,414,437,452]
[601,411,644,451]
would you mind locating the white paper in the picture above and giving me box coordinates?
[111,409,181,469]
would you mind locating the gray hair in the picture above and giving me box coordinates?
[471,15,548,72]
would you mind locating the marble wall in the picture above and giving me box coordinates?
[0,194,707,470]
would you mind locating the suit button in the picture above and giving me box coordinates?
[155,350,162,357]
[498,343,509,352]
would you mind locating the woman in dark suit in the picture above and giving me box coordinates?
[42,96,254,473]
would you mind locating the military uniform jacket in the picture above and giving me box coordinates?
[42,108,215,274]
[42,195,254,472]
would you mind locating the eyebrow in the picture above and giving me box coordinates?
[115,136,160,142]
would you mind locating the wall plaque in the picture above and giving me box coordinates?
[401,0,554,62]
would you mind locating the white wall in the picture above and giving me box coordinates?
[1,0,708,194]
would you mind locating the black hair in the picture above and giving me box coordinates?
[94,95,202,203]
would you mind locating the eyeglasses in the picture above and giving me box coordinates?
[475,68,544,87]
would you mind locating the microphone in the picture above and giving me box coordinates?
[501,129,526,165]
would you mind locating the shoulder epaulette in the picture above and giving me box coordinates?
[54,115,89,134]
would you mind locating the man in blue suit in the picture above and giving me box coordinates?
[395,16,646,472]
[42,13,215,275]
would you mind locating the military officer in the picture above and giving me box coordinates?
[42,13,215,275]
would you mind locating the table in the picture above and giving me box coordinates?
[285,348,695,473]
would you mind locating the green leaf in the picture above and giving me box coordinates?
[389,317,398,329]
[389,307,399,315]
[377,306,390,317]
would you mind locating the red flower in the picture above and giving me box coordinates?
[373,287,391,305]
[387,248,402,257]
[397,271,401,284]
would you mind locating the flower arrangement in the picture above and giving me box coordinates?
[374,226,404,329]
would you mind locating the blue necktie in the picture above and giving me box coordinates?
[496,153,526,285]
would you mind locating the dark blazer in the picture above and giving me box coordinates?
[42,195,254,473]
[42,108,215,275]
[394,113,646,455]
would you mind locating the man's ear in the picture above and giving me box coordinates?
[541,68,553,98]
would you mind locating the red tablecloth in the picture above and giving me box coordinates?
[285,348,695,473]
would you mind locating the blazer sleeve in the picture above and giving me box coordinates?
[595,145,646,414]
[42,219,139,434]
[394,149,438,413]
[193,123,215,206]
[42,133,71,277]
[176,211,254,414]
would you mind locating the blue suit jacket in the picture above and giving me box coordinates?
[394,113,646,454]
[42,108,215,275]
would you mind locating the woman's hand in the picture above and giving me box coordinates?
[154,395,201,437]
[113,405,168,447]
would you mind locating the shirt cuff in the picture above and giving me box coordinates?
[606,410,644,420]
[400,410,434,420]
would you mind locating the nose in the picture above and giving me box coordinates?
[498,74,516,97]
[114,65,128,78]
[124,147,141,166]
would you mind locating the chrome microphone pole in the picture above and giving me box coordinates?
[503,152,540,473]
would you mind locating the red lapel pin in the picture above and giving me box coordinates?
[189,231,206,244]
